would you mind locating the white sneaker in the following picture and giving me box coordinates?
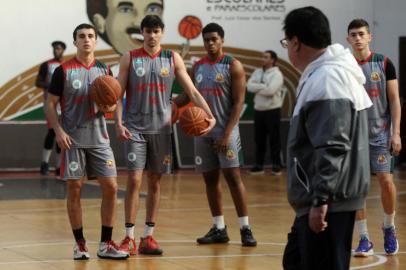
[73,239,90,260]
[97,240,129,260]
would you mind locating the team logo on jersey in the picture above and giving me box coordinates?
[72,79,82,90]
[377,154,387,165]
[136,66,145,77]
[128,152,137,162]
[69,161,79,172]
[215,73,224,83]
[163,155,171,165]
[196,73,203,83]
[371,71,381,82]
[161,67,169,77]
[106,159,115,169]
[226,149,236,160]
[195,156,202,165]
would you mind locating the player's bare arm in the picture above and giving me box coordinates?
[45,93,72,149]
[115,52,132,140]
[173,52,216,134]
[387,79,402,155]
[216,59,246,152]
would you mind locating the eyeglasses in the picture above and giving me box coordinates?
[280,38,288,49]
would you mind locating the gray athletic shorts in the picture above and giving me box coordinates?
[61,146,117,180]
[125,133,172,174]
[194,133,243,172]
[370,132,393,173]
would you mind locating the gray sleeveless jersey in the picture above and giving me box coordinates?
[193,54,238,136]
[359,53,391,139]
[59,58,110,148]
[125,48,175,134]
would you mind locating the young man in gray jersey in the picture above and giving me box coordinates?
[115,15,215,255]
[46,23,128,260]
[176,22,257,247]
[347,19,402,257]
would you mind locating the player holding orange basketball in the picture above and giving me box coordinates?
[45,23,128,260]
[115,15,215,255]
[175,22,257,246]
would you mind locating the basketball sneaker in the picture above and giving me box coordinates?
[119,236,137,256]
[383,226,399,255]
[249,166,264,175]
[354,236,374,257]
[240,226,257,247]
[73,239,90,260]
[197,226,230,244]
[138,236,163,255]
[97,240,129,259]
[40,162,50,175]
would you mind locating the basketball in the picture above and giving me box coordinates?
[178,16,203,40]
[179,106,209,136]
[90,75,121,106]
[171,102,179,124]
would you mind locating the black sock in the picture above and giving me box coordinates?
[101,226,113,242]
[125,223,135,228]
[146,222,155,227]
[73,227,84,242]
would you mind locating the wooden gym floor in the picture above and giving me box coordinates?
[0,168,405,270]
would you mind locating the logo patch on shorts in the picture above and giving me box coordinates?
[106,159,115,169]
[226,149,236,160]
[128,152,137,162]
[377,154,387,165]
[195,156,202,165]
[72,79,82,89]
[163,155,171,165]
[371,71,381,82]
[69,161,79,172]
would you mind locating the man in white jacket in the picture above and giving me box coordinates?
[247,50,285,175]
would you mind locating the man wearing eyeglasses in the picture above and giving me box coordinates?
[281,7,372,270]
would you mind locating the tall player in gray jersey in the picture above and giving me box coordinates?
[347,19,402,256]
[175,23,257,247]
[46,23,129,260]
[115,15,215,255]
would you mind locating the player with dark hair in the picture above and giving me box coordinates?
[115,15,215,255]
[347,18,402,257]
[46,23,128,260]
[37,41,66,176]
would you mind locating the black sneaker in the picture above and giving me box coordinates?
[197,226,230,244]
[40,162,50,175]
[240,226,257,247]
[250,166,264,175]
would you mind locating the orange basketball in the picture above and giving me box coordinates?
[90,75,121,106]
[178,16,203,40]
[171,102,179,124]
[179,106,209,136]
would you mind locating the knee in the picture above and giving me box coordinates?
[380,176,394,191]
[67,181,82,199]
[148,179,161,194]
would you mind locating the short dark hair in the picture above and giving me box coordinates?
[265,50,277,64]
[141,15,165,30]
[73,23,98,41]
[202,23,225,38]
[347,19,370,34]
[283,6,331,49]
[51,41,66,50]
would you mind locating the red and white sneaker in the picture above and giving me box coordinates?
[97,240,129,260]
[119,236,137,256]
[73,239,90,260]
[138,236,163,255]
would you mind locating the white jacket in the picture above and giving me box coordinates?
[247,66,285,111]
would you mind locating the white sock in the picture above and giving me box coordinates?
[125,225,135,239]
[42,149,52,163]
[355,219,369,239]
[383,212,395,228]
[144,224,154,237]
[212,215,225,229]
[238,216,249,229]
